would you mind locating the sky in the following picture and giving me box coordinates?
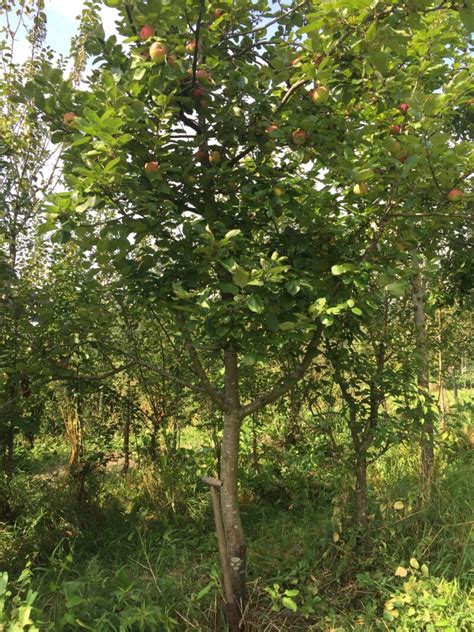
[3,0,119,64]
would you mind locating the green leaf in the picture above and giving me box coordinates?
[282,596,298,612]
[279,321,296,330]
[459,8,474,32]
[54,229,71,244]
[219,283,239,295]
[265,311,279,331]
[385,282,406,297]
[285,279,300,296]
[224,229,241,240]
[233,267,250,288]
[195,581,214,600]
[331,264,354,276]
[246,294,264,313]
[308,297,327,316]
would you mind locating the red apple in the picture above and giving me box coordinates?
[353,183,368,195]
[447,188,463,202]
[199,98,209,109]
[399,102,409,113]
[144,161,160,176]
[398,154,408,163]
[149,42,167,63]
[196,68,210,82]
[390,124,402,135]
[63,112,78,126]
[309,85,330,105]
[193,87,206,98]
[209,150,221,165]
[194,149,208,163]
[292,129,307,145]
[214,9,223,18]
[187,68,211,83]
[139,25,155,40]
[186,40,198,52]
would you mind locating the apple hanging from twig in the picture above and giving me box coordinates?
[144,161,160,177]
[292,129,307,145]
[209,150,221,165]
[309,86,330,105]
[447,188,463,202]
[194,149,209,164]
[149,42,167,63]
[63,112,78,126]
[139,25,155,40]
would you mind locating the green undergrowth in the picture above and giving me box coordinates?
[1,438,472,631]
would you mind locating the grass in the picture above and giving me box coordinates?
[1,412,473,631]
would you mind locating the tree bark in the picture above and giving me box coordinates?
[1,381,16,479]
[122,407,131,475]
[355,450,368,527]
[220,346,246,620]
[411,270,435,499]
[285,386,302,447]
[451,367,458,403]
[1,423,15,480]
[437,309,447,430]
[252,414,259,474]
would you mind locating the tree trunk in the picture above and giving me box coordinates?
[1,423,15,481]
[122,409,131,475]
[437,309,447,430]
[252,414,259,474]
[5,424,14,479]
[355,450,368,527]
[220,346,246,620]
[149,421,158,462]
[411,269,435,499]
[285,386,302,447]
[1,381,16,479]
[451,367,458,403]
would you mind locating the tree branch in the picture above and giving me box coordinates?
[191,0,205,86]
[183,337,226,409]
[240,322,324,417]
[124,3,137,36]
[130,356,210,397]
[51,361,136,382]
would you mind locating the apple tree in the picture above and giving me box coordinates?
[25,0,472,623]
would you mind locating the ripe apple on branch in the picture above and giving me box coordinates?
[149,42,167,63]
[139,25,155,40]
